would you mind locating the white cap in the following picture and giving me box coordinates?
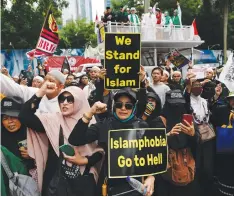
[131,7,136,11]
[148,7,153,10]
[33,76,44,82]
[48,70,66,84]
[90,66,101,72]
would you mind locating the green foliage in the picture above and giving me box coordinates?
[1,0,68,49]
[58,19,97,49]
[111,0,144,17]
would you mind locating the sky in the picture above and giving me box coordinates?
[92,0,104,21]
[6,0,104,23]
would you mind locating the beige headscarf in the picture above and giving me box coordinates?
[27,86,104,192]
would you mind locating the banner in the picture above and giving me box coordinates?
[26,8,59,59]
[219,53,234,92]
[98,24,105,44]
[104,33,141,90]
[108,128,167,178]
[166,49,190,69]
[190,68,206,79]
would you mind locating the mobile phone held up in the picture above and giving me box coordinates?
[182,114,193,126]
[59,144,75,156]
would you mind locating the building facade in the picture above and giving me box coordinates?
[62,0,93,25]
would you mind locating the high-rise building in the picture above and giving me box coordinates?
[104,0,111,8]
[62,0,93,25]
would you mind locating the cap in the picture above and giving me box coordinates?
[47,70,66,84]
[156,8,161,11]
[130,7,136,11]
[1,97,22,117]
[227,92,234,99]
[147,92,158,101]
[90,66,101,72]
[127,8,130,11]
[166,90,186,104]
[114,88,137,103]
[33,76,44,82]
[148,7,153,10]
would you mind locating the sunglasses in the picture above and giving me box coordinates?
[115,102,134,110]
[58,95,74,104]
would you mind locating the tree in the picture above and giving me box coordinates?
[58,19,97,49]
[111,0,144,17]
[1,0,68,49]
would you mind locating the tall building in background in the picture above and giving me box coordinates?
[62,0,93,25]
[104,0,111,8]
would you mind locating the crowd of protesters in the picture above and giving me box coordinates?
[1,57,234,196]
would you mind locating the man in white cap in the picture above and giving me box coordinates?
[32,76,44,88]
[128,7,140,33]
[1,70,65,113]
[141,6,156,40]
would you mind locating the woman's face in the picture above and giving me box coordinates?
[2,115,21,132]
[58,92,75,117]
[115,96,134,120]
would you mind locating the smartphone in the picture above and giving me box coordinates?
[59,144,75,156]
[18,140,27,148]
[182,114,193,125]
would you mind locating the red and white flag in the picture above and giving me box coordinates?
[191,19,201,41]
[26,8,59,59]
[94,10,99,34]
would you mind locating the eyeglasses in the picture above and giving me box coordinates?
[58,95,74,104]
[115,102,134,110]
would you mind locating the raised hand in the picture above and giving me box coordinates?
[90,101,107,115]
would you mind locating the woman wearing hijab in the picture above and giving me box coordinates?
[1,97,35,171]
[69,87,155,196]
[155,89,200,196]
[19,81,104,195]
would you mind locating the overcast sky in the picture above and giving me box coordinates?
[92,0,104,21]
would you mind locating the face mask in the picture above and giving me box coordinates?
[191,87,203,96]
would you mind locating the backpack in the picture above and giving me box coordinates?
[162,148,195,186]
[1,150,40,196]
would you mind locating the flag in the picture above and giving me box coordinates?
[61,56,71,74]
[26,8,59,59]
[94,10,99,34]
[191,19,201,41]
[219,53,234,92]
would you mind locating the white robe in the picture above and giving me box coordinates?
[141,13,156,40]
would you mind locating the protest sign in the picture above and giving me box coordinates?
[190,68,206,79]
[166,49,190,69]
[104,33,141,89]
[108,128,167,178]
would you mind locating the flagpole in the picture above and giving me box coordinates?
[30,5,53,74]
[32,5,53,60]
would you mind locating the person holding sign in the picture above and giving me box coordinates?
[155,89,200,196]
[69,88,156,196]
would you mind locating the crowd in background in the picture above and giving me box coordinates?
[1,56,234,196]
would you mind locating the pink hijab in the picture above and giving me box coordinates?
[27,86,104,192]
